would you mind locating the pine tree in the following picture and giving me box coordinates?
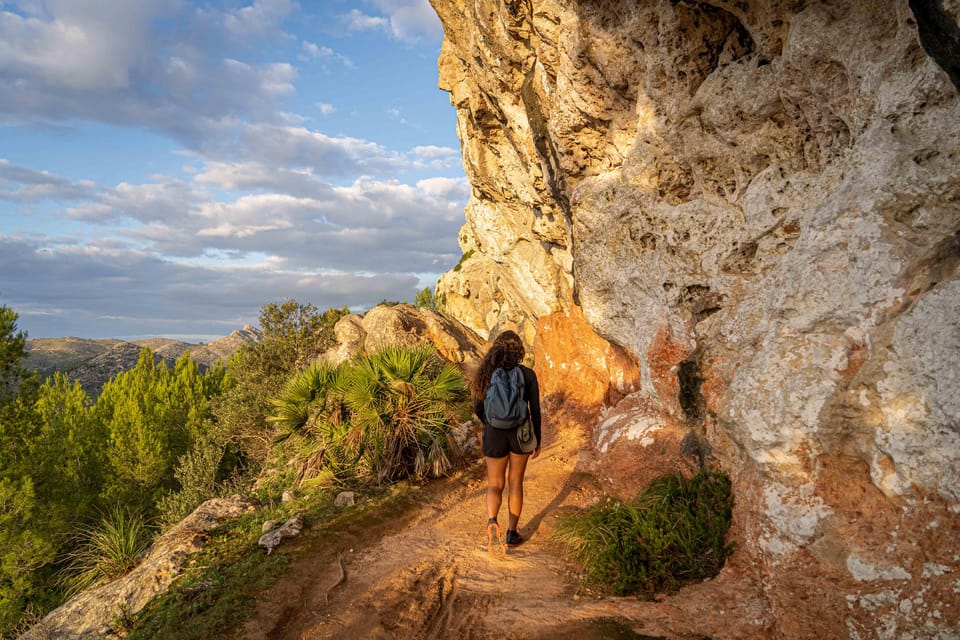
[0,306,27,403]
[95,350,225,515]
[32,374,102,519]
[0,476,57,632]
[0,307,57,633]
[414,286,438,311]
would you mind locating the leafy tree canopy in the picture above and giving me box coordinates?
[214,300,348,474]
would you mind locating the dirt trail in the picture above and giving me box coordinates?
[239,423,771,640]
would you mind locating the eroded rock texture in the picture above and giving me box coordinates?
[322,303,486,365]
[432,0,960,637]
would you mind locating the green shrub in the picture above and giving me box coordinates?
[213,301,347,478]
[268,359,344,438]
[156,429,226,528]
[451,249,474,272]
[553,469,734,598]
[413,286,438,310]
[266,344,468,489]
[58,507,154,596]
[339,345,466,483]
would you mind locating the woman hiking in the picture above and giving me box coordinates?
[470,330,541,552]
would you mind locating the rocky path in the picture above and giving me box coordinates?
[238,424,771,640]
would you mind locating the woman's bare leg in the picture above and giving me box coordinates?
[506,452,530,530]
[485,455,509,522]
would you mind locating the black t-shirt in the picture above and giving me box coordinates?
[474,364,542,445]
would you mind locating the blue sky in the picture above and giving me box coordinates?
[0,0,469,341]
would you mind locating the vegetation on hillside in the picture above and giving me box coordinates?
[0,300,471,636]
[213,300,348,479]
[0,305,231,633]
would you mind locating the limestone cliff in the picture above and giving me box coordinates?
[432,1,960,637]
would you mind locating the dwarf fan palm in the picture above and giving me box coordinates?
[267,359,344,438]
[337,344,466,483]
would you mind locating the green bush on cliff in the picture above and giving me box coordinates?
[452,249,474,272]
[553,468,734,598]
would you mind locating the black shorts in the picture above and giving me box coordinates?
[482,423,528,458]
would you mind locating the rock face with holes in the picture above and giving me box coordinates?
[432,0,960,636]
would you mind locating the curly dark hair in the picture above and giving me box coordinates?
[469,330,525,401]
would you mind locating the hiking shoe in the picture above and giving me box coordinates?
[487,520,505,557]
[505,529,523,547]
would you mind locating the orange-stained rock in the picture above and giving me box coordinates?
[647,324,693,411]
[532,306,641,428]
[533,308,701,499]
[587,393,699,500]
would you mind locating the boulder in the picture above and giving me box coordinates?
[24,495,259,640]
[324,304,486,365]
[324,313,365,366]
[257,515,304,555]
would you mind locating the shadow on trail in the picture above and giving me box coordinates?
[522,392,601,543]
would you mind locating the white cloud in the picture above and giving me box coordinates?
[344,1,440,42]
[47,162,465,272]
[0,1,169,90]
[409,145,462,170]
[0,234,420,339]
[387,107,407,124]
[416,176,469,199]
[193,161,334,198]
[221,0,296,42]
[411,145,457,160]
[0,159,95,201]
[369,0,442,42]
[300,40,355,68]
[316,102,336,115]
[167,176,460,270]
[0,1,298,146]
[234,123,403,176]
[222,59,296,96]
[65,180,210,225]
[345,8,389,33]
[302,42,326,58]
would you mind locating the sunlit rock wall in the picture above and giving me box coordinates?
[432,0,960,636]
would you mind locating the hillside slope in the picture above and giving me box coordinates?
[24,337,123,375]
[24,326,262,396]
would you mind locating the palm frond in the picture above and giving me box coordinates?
[267,359,341,435]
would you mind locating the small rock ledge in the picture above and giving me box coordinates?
[23,495,259,640]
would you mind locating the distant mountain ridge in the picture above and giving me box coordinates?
[25,325,263,397]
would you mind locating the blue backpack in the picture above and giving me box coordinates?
[484,366,528,429]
